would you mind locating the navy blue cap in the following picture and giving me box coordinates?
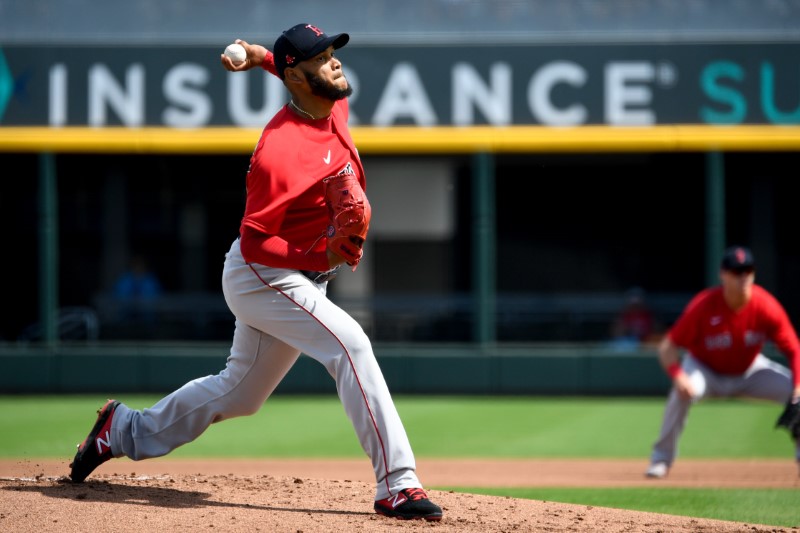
[721,246,755,271]
[273,24,349,79]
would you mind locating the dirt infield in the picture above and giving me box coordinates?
[2,458,799,532]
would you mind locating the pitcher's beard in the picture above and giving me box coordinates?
[308,72,353,101]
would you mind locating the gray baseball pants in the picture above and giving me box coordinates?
[108,238,420,500]
[649,353,800,465]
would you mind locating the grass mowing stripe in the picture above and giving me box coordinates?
[0,395,363,458]
[0,395,794,458]
[396,396,793,458]
[439,487,800,528]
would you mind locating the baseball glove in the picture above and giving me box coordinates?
[323,173,371,269]
[775,398,800,440]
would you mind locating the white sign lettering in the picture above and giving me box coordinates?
[88,64,144,126]
[372,62,437,126]
[452,62,512,125]
[529,61,587,126]
[605,62,655,125]
[163,63,211,128]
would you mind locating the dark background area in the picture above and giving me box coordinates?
[5,150,799,343]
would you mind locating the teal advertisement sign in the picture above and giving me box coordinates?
[0,42,797,126]
[0,50,15,122]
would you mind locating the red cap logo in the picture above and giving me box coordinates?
[286,54,295,65]
[735,248,747,263]
[306,24,323,37]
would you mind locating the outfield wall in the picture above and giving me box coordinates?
[0,343,673,395]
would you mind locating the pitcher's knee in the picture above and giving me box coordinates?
[220,397,263,418]
[323,329,375,374]
[329,325,371,354]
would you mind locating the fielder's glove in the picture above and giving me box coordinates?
[775,398,800,440]
[323,173,371,269]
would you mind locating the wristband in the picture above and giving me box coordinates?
[666,362,683,379]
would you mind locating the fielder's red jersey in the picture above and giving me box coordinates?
[668,284,800,385]
[238,51,365,271]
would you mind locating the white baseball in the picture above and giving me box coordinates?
[224,43,246,64]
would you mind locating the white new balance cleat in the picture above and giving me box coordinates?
[645,462,669,479]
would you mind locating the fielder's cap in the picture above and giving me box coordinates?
[273,23,349,79]
[721,245,755,271]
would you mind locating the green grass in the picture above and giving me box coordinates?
[1,395,797,526]
[443,487,800,528]
[0,395,791,459]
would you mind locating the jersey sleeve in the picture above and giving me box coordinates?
[763,292,800,386]
[261,49,279,77]
[666,292,705,349]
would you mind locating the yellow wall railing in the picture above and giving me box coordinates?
[1,125,799,154]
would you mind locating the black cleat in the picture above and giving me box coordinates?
[69,399,120,482]
[374,488,443,521]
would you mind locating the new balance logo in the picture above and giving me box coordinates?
[388,492,408,509]
[96,430,111,454]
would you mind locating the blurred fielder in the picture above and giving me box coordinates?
[646,246,800,478]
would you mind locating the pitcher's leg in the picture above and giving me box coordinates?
[111,320,300,460]
[326,322,419,497]
[247,274,420,499]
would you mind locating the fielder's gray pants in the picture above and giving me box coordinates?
[109,238,420,500]
[649,353,800,465]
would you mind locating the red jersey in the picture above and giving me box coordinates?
[238,51,365,271]
[668,284,800,385]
